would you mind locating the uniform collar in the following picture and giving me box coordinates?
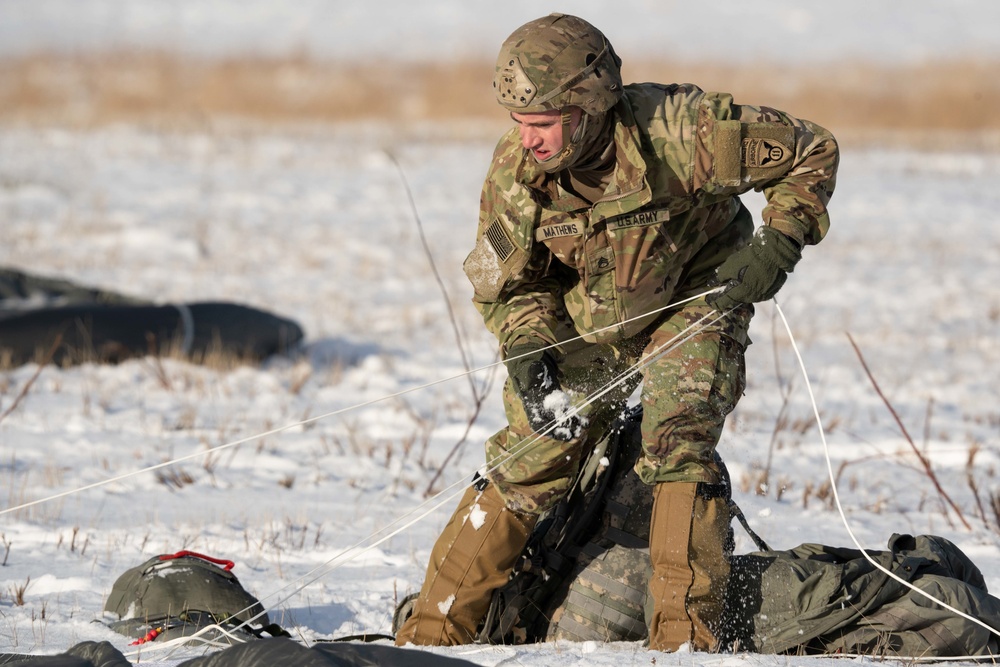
[515,92,652,215]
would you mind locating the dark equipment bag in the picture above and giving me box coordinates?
[722,533,1000,657]
[0,267,303,367]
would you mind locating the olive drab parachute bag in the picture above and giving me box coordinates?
[104,551,285,645]
[721,534,1000,657]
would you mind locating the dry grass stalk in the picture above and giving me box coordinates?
[846,332,971,531]
[385,149,499,495]
[12,576,30,606]
[0,334,62,425]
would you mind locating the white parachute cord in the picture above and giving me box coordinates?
[129,631,250,661]
[124,491,470,657]
[3,294,722,644]
[129,628,248,661]
[428,303,727,508]
[0,290,717,518]
[210,481,472,642]
[773,299,1000,643]
[219,304,731,635]
[0,376,465,518]
[491,306,731,455]
[241,313,727,628]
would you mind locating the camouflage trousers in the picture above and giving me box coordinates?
[485,302,752,514]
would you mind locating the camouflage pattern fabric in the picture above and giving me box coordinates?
[464,83,838,350]
[543,413,654,643]
[633,304,750,486]
[545,542,650,642]
[484,300,751,513]
[493,13,623,116]
[104,553,269,638]
[466,81,837,512]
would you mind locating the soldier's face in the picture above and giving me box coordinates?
[510,108,583,162]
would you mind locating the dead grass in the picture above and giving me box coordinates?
[0,53,496,130]
[2,53,1000,147]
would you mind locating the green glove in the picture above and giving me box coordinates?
[505,343,583,442]
[708,226,802,311]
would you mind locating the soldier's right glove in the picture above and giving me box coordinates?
[505,344,583,442]
[707,226,802,311]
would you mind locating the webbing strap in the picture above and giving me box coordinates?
[575,567,647,607]
[158,551,235,571]
[558,602,646,640]
[730,500,770,552]
[648,483,697,649]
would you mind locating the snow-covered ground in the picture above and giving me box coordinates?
[1,2,999,665]
[1,122,998,667]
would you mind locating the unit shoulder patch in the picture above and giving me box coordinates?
[741,137,792,169]
[712,120,795,187]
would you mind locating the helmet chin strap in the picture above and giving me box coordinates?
[535,109,589,174]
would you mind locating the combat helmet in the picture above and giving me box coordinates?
[494,13,623,117]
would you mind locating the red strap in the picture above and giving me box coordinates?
[130,626,162,645]
[158,550,235,571]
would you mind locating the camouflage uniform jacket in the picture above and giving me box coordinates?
[463,83,839,354]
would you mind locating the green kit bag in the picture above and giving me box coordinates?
[104,551,280,645]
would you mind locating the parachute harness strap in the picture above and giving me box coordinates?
[158,550,235,571]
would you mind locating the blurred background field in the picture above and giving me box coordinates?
[2,1,999,148]
[3,55,1000,148]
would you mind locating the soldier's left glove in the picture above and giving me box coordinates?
[707,226,802,311]
[505,344,584,442]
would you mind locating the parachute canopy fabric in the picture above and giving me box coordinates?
[0,639,481,667]
[0,267,303,366]
[723,533,1000,657]
[0,641,132,666]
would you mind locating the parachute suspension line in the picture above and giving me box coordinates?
[0,373,467,518]
[1,294,724,652]
[500,290,719,368]
[125,482,475,656]
[126,625,250,660]
[773,299,1000,643]
[243,483,472,641]
[0,290,719,519]
[218,305,730,638]
[478,306,732,484]
[191,303,732,639]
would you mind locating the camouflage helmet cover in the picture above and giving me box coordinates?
[494,13,623,116]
